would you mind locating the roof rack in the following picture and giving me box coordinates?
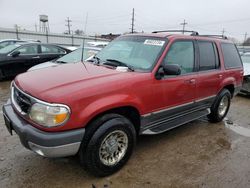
[152,30,199,36]
[152,30,228,40]
[197,35,228,39]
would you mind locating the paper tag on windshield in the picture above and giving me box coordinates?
[144,39,165,46]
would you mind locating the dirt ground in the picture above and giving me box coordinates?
[0,80,250,188]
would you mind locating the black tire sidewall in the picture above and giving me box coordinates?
[81,115,136,177]
[209,89,231,122]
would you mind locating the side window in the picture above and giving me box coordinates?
[17,45,38,55]
[41,45,66,54]
[163,41,194,74]
[221,43,242,69]
[198,41,218,71]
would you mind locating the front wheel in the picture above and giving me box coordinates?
[0,68,4,80]
[208,89,231,123]
[79,114,136,177]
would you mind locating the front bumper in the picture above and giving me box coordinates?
[2,101,85,158]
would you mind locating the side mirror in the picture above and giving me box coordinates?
[11,51,20,57]
[163,64,181,75]
[156,64,181,80]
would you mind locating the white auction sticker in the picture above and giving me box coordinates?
[144,39,165,46]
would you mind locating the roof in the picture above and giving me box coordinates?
[123,31,231,43]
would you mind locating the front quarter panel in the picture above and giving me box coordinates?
[77,94,143,128]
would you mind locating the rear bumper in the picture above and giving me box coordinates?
[241,76,250,93]
[2,101,85,158]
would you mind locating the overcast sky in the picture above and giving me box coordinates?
[1,0,250,41]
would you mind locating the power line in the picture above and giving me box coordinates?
[65,17,72,34]
[180,19,187,34]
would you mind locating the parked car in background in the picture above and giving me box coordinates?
[0,39,40,49]
[0,42,71,79]
[28,46,101,71]
[240,52,250,95]
[87,41,109,48]
[237,46,250,55]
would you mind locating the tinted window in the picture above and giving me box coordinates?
[41,45,66,54]
[163,41,194,74]
[198,41,218,71]
[17,45,38,55]
[221,43,242,69]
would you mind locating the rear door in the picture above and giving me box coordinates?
[196,40,222,107]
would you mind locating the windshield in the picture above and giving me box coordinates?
[241,54,250,64]
[96,36,166,71]
[0,44,20,54]
[56,47,99,63]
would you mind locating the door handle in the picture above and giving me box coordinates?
[185,78,196,84]
[218,74,223,79]
[32,56,40,59]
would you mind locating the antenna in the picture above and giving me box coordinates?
[80,13,88,71]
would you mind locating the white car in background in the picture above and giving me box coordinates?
[240,53,250,95]
[87,41,109,48]
[28,46,101,71]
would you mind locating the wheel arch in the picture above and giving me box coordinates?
[84,105,141,135]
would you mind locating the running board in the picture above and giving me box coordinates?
[141,108,210,135]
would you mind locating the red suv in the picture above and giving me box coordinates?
[3,31,243,176]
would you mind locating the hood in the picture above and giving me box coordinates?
[15,62,132,103]
[27,61,57,71]
[243,63,250,76]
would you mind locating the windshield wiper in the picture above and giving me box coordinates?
[104,59,134,71]
[55,60,68,64]
[88,56,101,64]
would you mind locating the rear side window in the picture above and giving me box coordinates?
[41,45,66,54]
[221,43,242,69]
[198,41,218,71]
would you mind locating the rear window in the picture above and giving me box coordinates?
[221,43,242,69]
[198,41,219,71]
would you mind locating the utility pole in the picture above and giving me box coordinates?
[180,19,187,34]
[244,32,248,43]
[14,24,19,39]
[65,17,72,34]
[131,8,135,33]
[35,23,37,32]
[221,28,226,36]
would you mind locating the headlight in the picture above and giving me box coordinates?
[29,103,70,127]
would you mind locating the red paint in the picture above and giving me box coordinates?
[14,34,243,132]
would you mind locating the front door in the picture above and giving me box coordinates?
[150,40,198,122]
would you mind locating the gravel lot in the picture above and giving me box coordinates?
[1,80,250,188]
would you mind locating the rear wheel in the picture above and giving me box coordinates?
[0,69,4,80]
[79,114,136,177]
[208,89,231,122]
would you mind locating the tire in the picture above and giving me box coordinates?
[207,89,231,123]
[79,113,136,177]
[0,68,4,80]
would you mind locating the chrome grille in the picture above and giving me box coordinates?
[11,84,32,115]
